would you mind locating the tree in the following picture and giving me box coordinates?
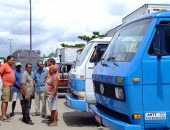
[48,52,55,57]
[77,35,91,42]
[77,31,106,42]
[60,43,85,48]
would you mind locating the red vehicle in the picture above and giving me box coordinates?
[58,62,73,93]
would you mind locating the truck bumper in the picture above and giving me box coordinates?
[90,105,142,130]
[66,93,87,112]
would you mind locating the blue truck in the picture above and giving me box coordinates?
[66,37,112,112]
[90,4,170,130]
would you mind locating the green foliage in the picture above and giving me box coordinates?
[77,31,106,42]
[77,36,91,42]
[48,52,55,57]
[0,57,6,62]
[40,54,47,59]
[60,43,85,48]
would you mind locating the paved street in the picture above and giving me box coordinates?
[0,97,108,130]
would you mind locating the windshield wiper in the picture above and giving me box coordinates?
[107,57,118,66]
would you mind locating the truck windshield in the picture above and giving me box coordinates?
[76,41,109,66]
[103,18,151,61]
[76,42,93,66]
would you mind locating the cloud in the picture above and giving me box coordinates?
[0,0,170,57]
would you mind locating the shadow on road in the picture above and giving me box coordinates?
[63,111,99,127]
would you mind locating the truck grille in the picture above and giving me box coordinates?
[93,81,116,98]
[96,103,130,123]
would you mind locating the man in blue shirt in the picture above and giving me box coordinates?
[10,62,23,117]
[33,60,48,118]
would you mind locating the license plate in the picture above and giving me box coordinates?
[145,112,166,120]
[95,114,102,125]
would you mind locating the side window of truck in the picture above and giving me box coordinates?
[90,44,108,63]
[149,24,170,56]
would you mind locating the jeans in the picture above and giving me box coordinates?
[22,96,32,123]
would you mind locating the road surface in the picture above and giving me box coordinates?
[0,97,108,130]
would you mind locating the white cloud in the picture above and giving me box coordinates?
[0,0,170,57]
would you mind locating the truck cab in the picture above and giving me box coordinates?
[66,37,112,112]
[90,9,170,130]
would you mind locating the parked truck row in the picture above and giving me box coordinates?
[66,4,170,130]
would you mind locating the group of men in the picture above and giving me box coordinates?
[0,55,58,126]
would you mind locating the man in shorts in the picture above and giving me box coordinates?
[10,62,23,117]
[0,55,15,122]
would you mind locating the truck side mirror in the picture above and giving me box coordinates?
[60,66,65,73]
[73,61,76,68]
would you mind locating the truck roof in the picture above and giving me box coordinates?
[121,10,170,27]
[90,37,112,42]
[114,10,170,35]
[122,4,170,24]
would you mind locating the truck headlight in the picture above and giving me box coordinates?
[79,93,85,98]
[115,86,126,101]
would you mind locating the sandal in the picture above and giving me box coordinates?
[2,118,10,122]
[48,122,58,127]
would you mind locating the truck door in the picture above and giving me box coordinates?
[85,44,109,103]
[142,21,170,125]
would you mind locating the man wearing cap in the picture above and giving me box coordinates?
[10,62,23,117]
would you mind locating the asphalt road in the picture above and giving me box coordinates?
[0,97,108,130]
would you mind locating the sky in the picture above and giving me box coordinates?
[0,0,170,57]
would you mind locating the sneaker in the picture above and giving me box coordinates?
[25,121,34,125]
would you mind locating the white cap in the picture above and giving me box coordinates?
[15,62,22,66]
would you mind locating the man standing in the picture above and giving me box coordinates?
[0,55,15,122]
[21,63,34,125]
[33,60,48,118]
[10,62,23,117]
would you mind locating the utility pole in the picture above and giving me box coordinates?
[29,0,32,51]
[8,38,13,54]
